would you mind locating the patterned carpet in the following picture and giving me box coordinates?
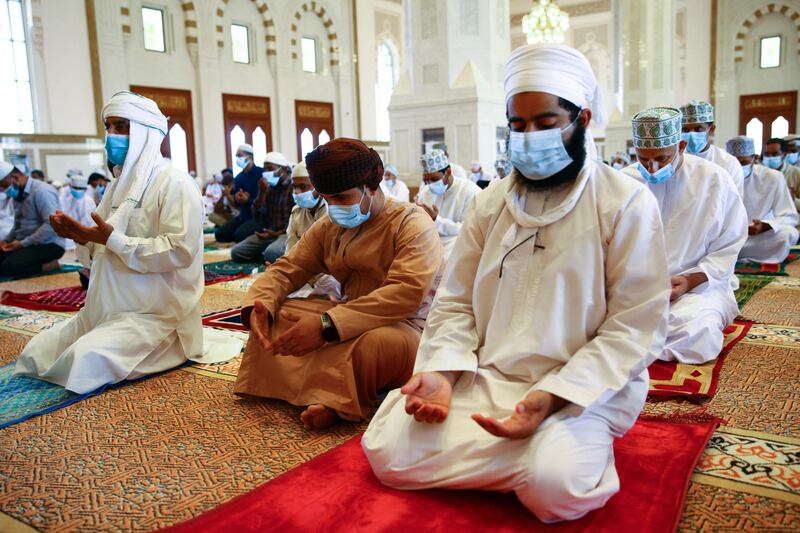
[0,248,798,531]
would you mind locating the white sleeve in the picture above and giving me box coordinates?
[413,198,481,377]
[767,178,800,229]
[105,178,203,274]
[532,189,671,411]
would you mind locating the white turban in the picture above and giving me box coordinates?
[101,90,169,233]
[504,44,607,128]
[0,160,13,180]
[70,174,89,189]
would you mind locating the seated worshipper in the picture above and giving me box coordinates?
[234,138,443,430]
[763,137,800,207]
[284,161,341,300]
[0,162,65,278]
[622,107,747,364]
[493,155,513,182]
[59,172,96,251]
[60,169,83,202]
[610,151,631,170]
[415,149,481,260]
[363,44,671,523]
[380,164,410,202]
[87,170,109,205]
[203,174,224,217]
[468,161,492,189]
[230,152,294,263]
[784,135,799,167]
[432,143,467,179]
[727,136,798,263]
[680,100,744,197]
[13,91,204,393]
[0,172,14,239]
[208,170,235,226]
[214,144,263,243]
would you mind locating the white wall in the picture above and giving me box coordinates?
[28,0,96,135]
[714,0,800,146]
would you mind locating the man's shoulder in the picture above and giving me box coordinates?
[591,161,656,213]
[756,165,786,184]
[455,176,482,195]
[384,199,438,233]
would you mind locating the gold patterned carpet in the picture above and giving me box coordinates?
[0,246,798,532]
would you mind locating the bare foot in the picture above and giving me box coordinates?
[300,404,339,430]
[41,260,60,273]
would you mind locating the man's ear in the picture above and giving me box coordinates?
[709,123,716,136]
[678,140,688,154]
[579,108,592,129]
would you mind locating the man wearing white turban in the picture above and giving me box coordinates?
[14,91,205,393]
[363,44,670,522]
[58,171,96,251]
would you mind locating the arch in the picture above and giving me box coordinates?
[289,1,340,68]
[215,0,277,58]
[733,3,800,63]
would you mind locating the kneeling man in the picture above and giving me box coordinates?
[14,91,204,392]
[623,108,747,364]
[363,44,670,523]
[727,136,798,263]
[234,138,443,430]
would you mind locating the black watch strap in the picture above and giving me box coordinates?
[321,313,339,342]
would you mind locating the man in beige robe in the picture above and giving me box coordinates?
[234,138,443,430]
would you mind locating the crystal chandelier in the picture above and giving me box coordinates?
[522,0,570,44]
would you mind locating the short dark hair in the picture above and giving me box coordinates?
[222,168,233,175]
[87,172,106,184]
[30,169,44,178]
[765,138,787,151]
[557,98,581,121]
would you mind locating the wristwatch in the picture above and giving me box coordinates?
[320,313,339,343]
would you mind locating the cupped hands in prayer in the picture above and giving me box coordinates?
[249,300,326,357]
[472,390,568,440]
[50,211,113,246]
[402,371,457,423]
[415,199,439,221]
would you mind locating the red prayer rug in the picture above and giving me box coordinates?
[0,286,87,312]
[201,308,248,331]
[647,319,753,401]
[734,252,800,276]
[159,416,720,533]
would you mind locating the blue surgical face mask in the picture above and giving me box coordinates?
[262,171,280,187]
[612,162,625,170]
[637,151,678,185]
[785,153,798,165]
[742,163,753,178]
[427,178,448,195]
[681,131,708,154]
[96,184,106,194]
[70,189,86,199]
[6,185,20,200]
[236,156,250,169]
[762,155,782,169]
[327,189,372,228]
[507,114,580,181]
[293,190,318,209]
[105,134,130,166]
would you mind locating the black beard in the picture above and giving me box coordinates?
[514,122,587,191]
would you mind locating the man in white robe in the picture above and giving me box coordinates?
[680,100,744,198]
[763,137,800,210]
[0,162,14,239]
[415,149,481,261]
[14,91,204,393]
[623,107,748,365]
[59,172,96,251]
[726,136,798,263]
[363,44,670,523]
[379,164,410,203]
